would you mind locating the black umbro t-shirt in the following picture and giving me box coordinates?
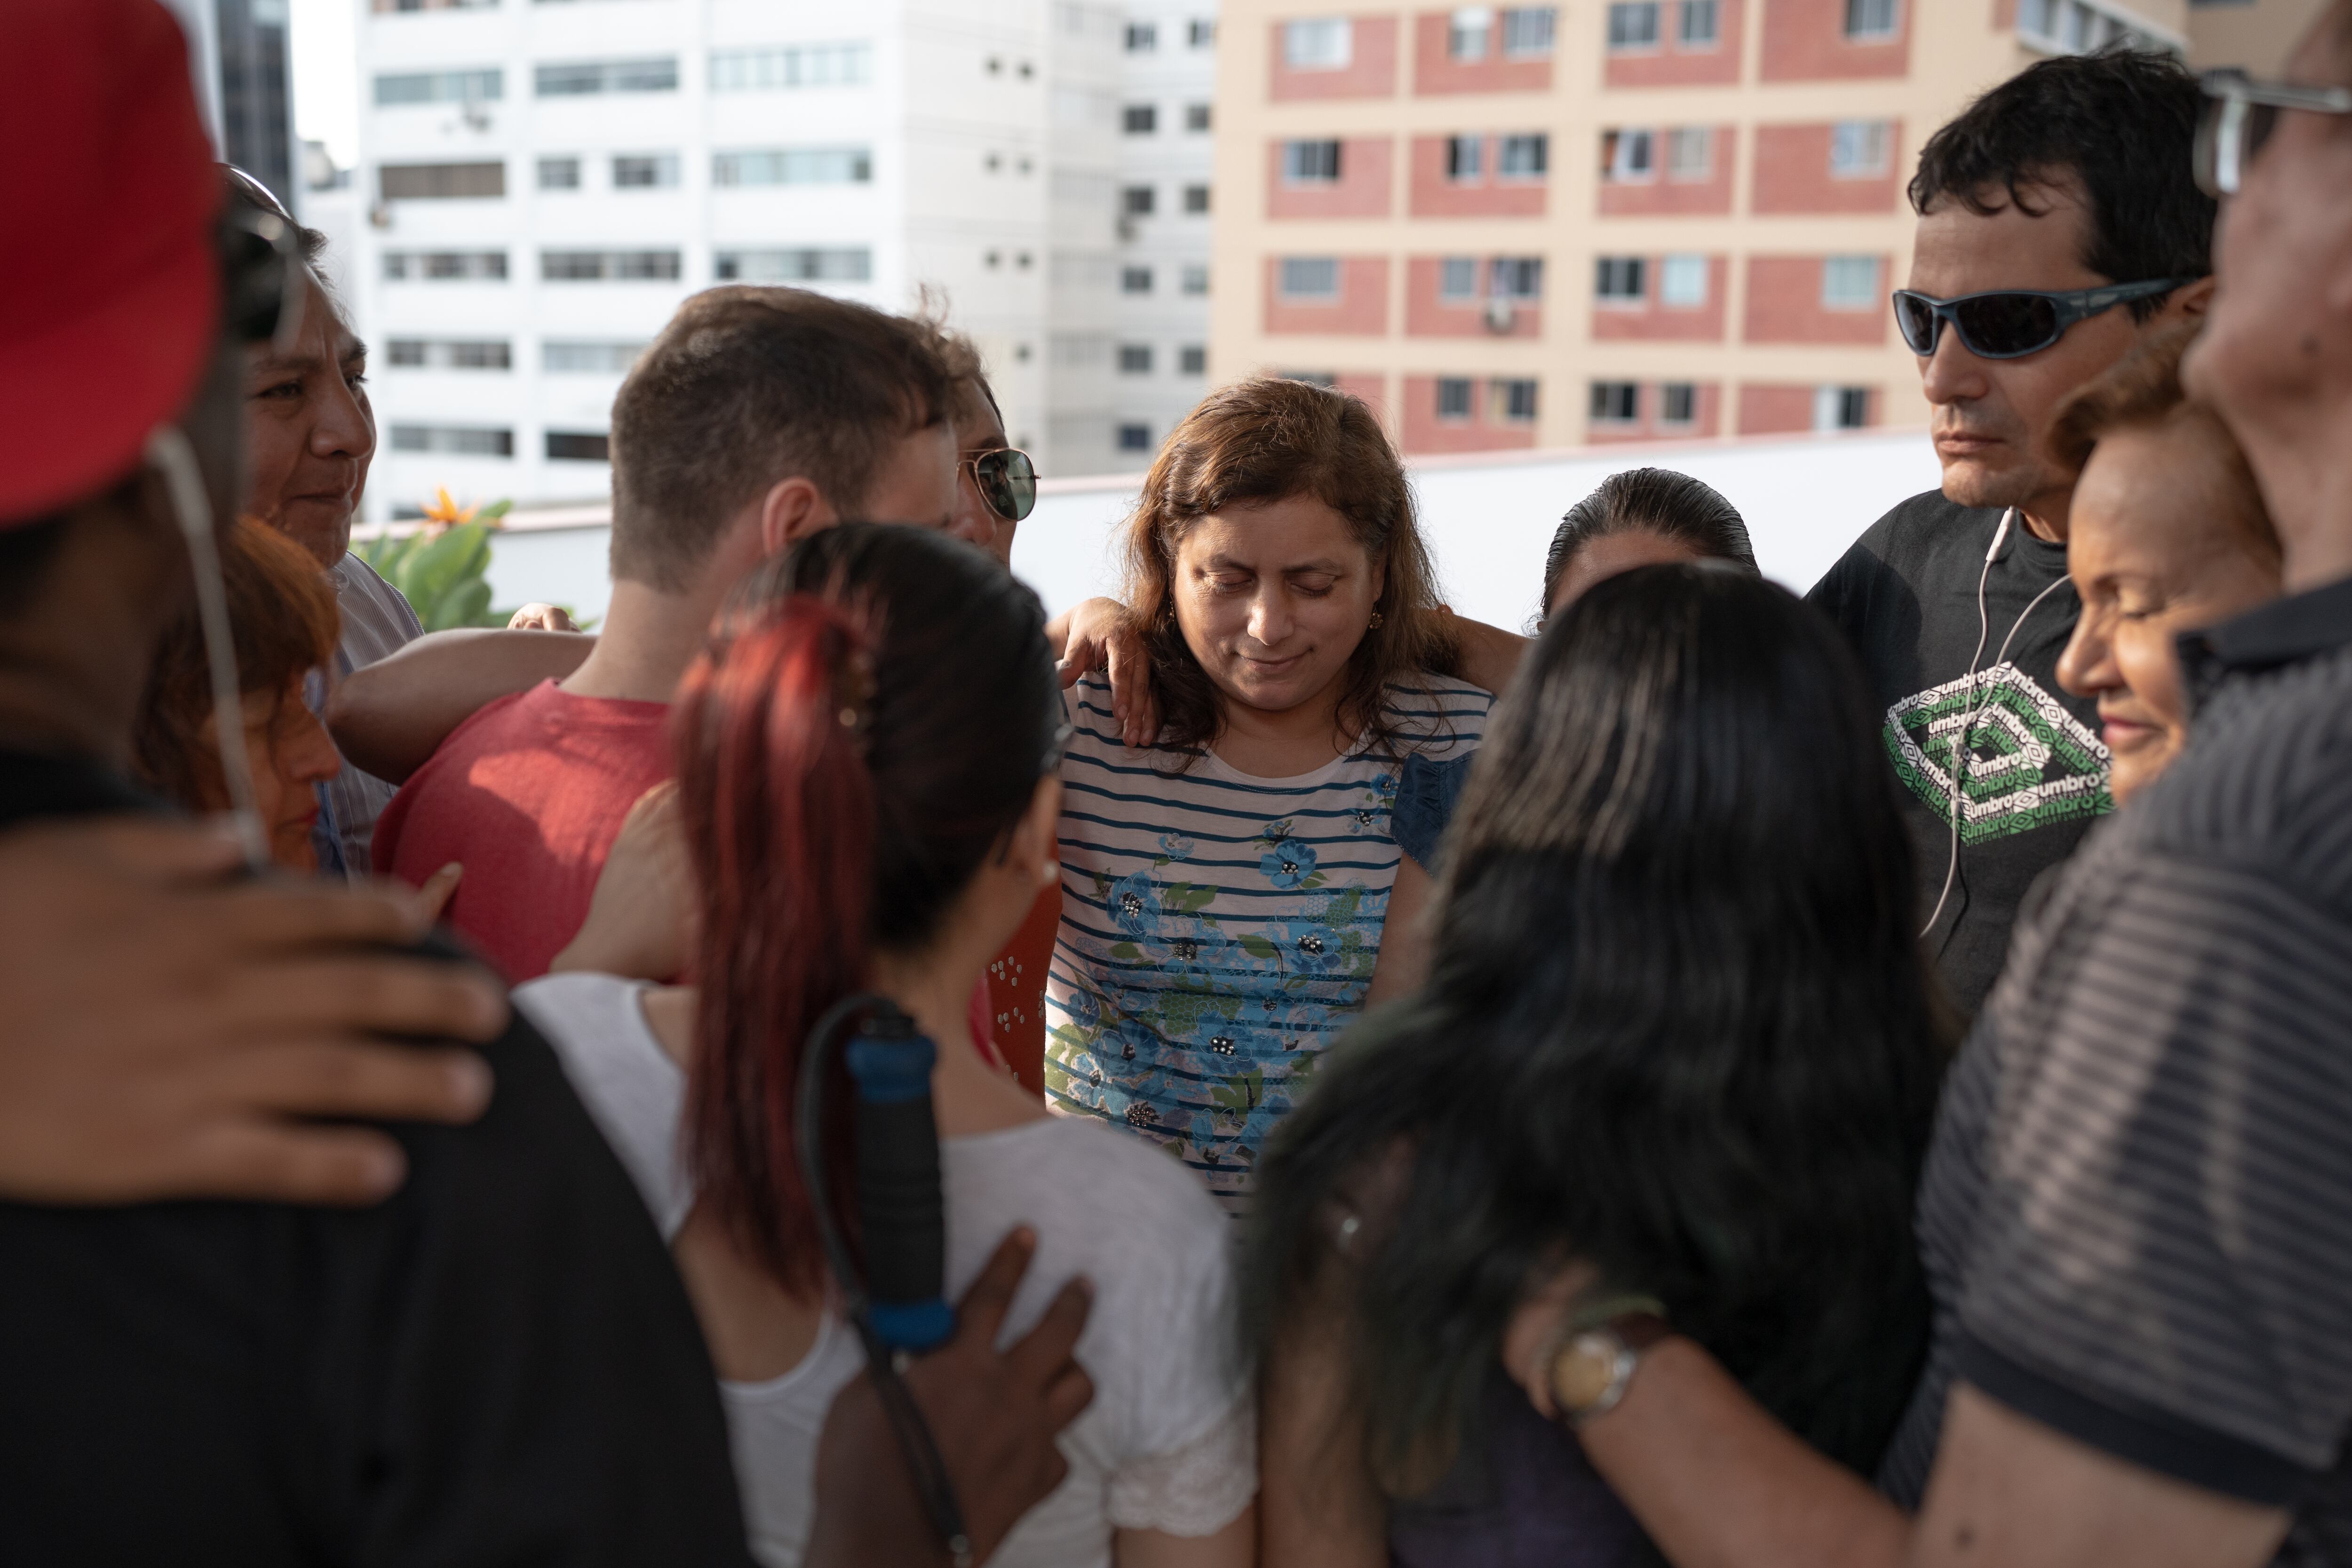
[1806,492,2113,1019]
[0,751,755,1567]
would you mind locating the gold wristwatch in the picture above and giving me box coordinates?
[1545,1296,1671,1426]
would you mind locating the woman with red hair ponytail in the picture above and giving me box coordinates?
[517,524,1259,1568]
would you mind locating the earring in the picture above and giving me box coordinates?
[1368,611,1384,629]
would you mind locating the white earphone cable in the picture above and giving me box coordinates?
[1918,508,2069,942]
[146,424,272,872]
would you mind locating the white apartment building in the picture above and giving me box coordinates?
[347,0,1216,521]
[1092,0,1220,465]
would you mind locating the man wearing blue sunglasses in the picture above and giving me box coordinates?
[1805,49,2214,1020]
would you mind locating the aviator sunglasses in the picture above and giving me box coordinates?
[962,446,1039,524]
[1891,279,2186,361]
[2194,69,2352,198]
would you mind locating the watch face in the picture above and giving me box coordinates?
[1549,1331,1618,1413]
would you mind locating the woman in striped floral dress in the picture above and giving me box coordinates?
[1042,378,1489,1214]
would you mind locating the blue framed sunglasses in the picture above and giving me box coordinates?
[1891,279,2186,360]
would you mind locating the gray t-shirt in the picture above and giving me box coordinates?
[1879,578,2352,1561]
[514,972,1257,1568]
[311,551,421,877]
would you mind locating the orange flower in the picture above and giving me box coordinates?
[420,486,479,533]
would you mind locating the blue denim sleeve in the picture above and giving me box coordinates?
[1391,751,1474,869]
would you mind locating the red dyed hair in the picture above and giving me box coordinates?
[673,596,876,1297]
[673,524,1061,1299]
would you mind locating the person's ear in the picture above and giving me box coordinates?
[758,476,837,554]
[1006,774,1064,888]
[2166,276,2218,324]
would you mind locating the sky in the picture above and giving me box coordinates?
[290,0,361,168]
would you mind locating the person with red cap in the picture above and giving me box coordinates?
[0,5,1093,1564]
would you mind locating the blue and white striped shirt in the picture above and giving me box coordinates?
[1044,674,1491,1212]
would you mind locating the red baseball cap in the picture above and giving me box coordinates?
[0,0,222,527]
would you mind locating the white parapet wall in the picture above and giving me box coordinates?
[462,424,1944,630]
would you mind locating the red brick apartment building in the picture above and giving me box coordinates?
[1205,0,2293,456]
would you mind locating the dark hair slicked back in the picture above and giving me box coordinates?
[608,287,953,592]
[1542,468,1756,618]
[1909,48,2214,318]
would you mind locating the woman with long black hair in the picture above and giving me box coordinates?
[1245,564,1952,1566]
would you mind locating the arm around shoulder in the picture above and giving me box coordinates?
[326,628,595,783]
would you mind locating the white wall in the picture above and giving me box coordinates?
[1008,428,1943,627]
[475,427,1944,627]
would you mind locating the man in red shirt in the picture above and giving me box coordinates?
[370,288,961,980]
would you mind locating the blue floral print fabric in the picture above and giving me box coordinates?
[1044,675,1493,1213]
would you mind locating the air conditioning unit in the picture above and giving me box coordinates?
[1484,296,1516,333]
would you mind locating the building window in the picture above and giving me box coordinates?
[1494,378,1539,420]
[1595,255,1648,302]
[1436,378,1474,419]
[1122,265,1155,294]
[373,68,502,106]
[1179,345,1208,374]
[1118,343,1154,374]
[389,423,513,457]
[1449,7,1491,60]
[1124,103,1158,134]
[1126,21,1157,49]
[1666,126,1712,180]
[1821,254,1883,309]
[1283,139,1343,183]
[1121,185,1157,218]
[379,161,506,200]
[1439,256,1479,298]
[713,147,874,186]
[611,153,679,189]
[1661,382,1698,424]
[709,42,872,91]
[1606,1,1660,48]
[1659,253,1708,307]
[1816,385,1872,429]
[1184,183,1212,214]
[534,57,678,96]
[1186,102,1213,131]
[2018,0,2170,52]
[1446,134,1484,181]
[1678,0,1720,45]
[1844,0,1897,38]
[1589,381,1640,422]
[1118,423,1154,452]
[1280,370,1339,387]
[1191,19,1217,46]
[711,247,872,281]
[1498,133,1548,177]
[537,155,581,190]
[1284,17,1352,69]
[382,250,508,281]
[541,249,683,281]
[1830,120,1891,177]
[1605,128,1655,182]
[545,430,612,461]
[1502,6,1557,54]
[1490,255,1544,299]
[385,338,512,369]
[1181,263,1211,294]
[1279,256,1341,298]
[542,340,651,373]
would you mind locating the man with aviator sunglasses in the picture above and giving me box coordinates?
[1804,48,2215,1019]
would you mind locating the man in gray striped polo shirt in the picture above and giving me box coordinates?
[1496,9,2352,1562]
